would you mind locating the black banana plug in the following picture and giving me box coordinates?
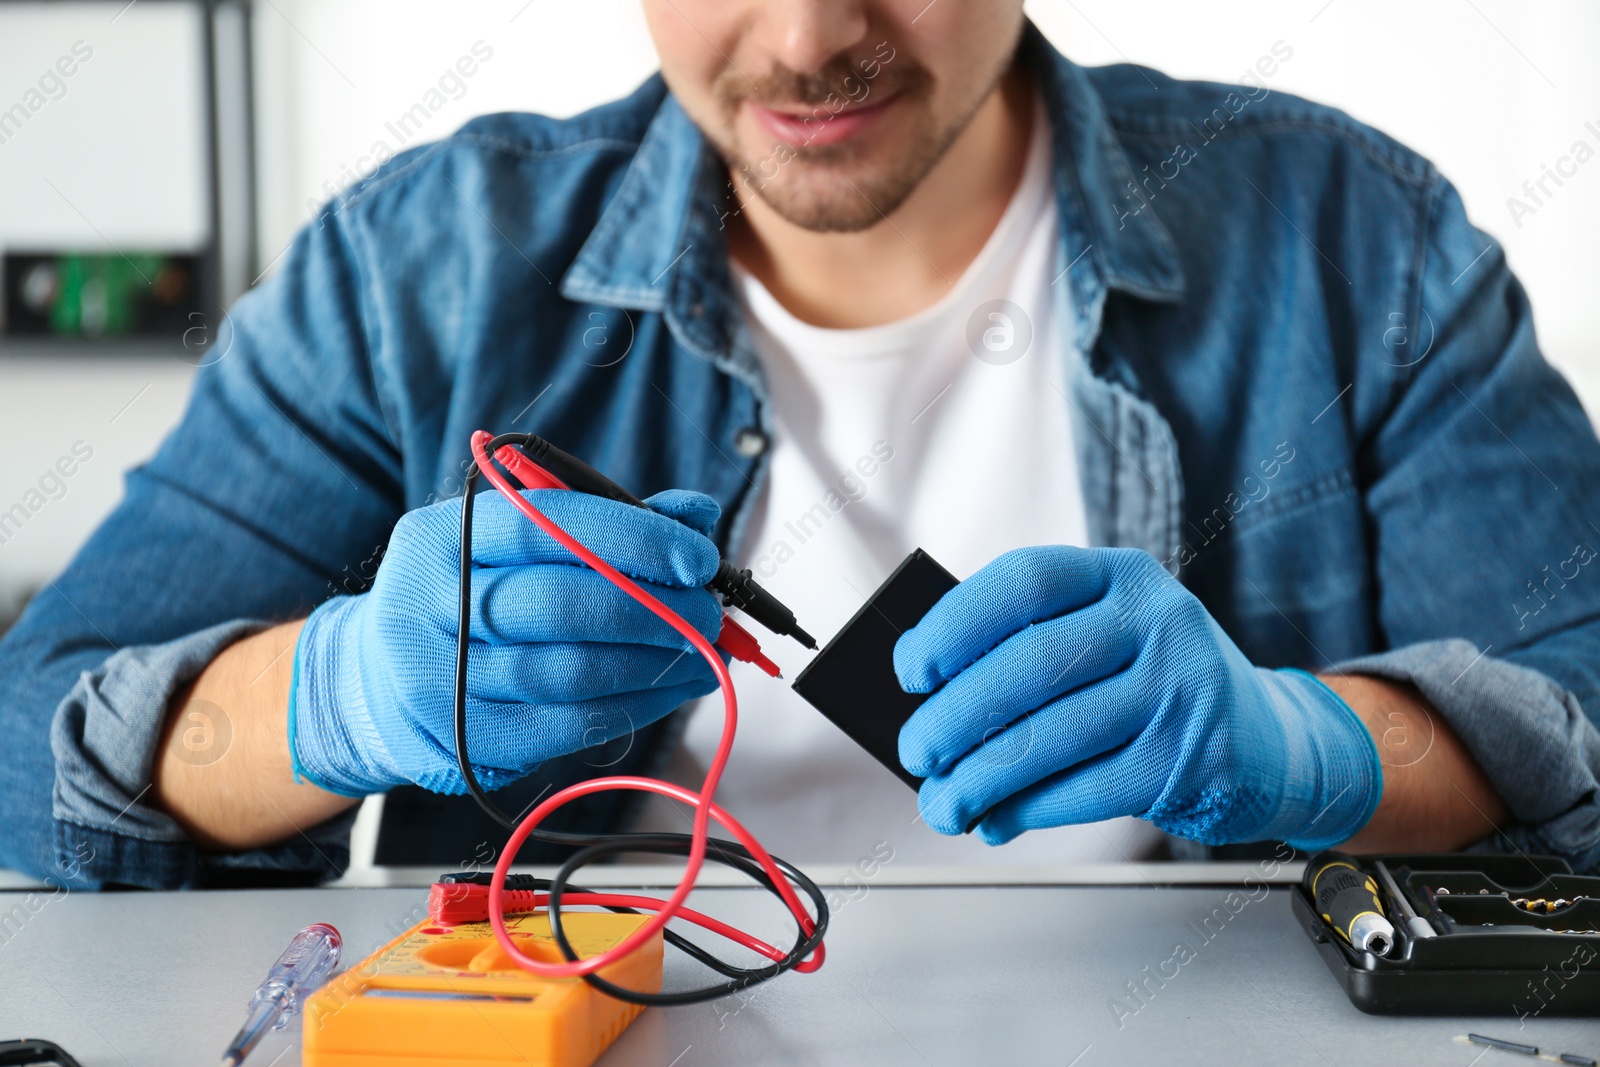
[712,561,817,650]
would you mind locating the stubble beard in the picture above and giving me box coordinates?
[705,51,1011,234]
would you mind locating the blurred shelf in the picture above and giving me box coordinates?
[0,339,187,362]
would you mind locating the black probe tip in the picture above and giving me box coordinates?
[794,627,818,651]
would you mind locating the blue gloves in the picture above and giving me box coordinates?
[290,488,726,797]
[894,547,1382,850]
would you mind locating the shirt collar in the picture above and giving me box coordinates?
[561,90,752,382]
[1017,23,1186,351]
[560,23,1186,366]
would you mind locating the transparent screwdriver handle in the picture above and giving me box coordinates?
[224,923,344,1066]
[250,922,343,1026]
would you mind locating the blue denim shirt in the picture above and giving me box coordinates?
[6,26,1600,888]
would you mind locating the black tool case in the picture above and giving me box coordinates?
[1292,852,1600,1015]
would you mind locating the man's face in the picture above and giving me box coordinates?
[641,1,1027,233]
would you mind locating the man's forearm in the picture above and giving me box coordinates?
[1320,673,1509,852]
[146,625,1510,855]
[151,619,359,851]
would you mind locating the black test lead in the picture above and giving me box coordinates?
[500,435,817,650]
[452,430,829,1008]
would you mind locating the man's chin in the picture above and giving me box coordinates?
[731,159,922,234]
[748,187,890,233]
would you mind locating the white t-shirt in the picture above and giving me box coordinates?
[635,106,1164,865]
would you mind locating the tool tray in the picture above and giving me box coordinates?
[1291,852,1600,1015]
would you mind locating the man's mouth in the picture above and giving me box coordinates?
[744,92,900,149]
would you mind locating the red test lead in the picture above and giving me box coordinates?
[713,613,783,679]
[492,441,785,678]
[496,437,818,651]
[464,429,824,990]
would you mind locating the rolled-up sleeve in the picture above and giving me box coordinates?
[52,621,264,836]
[48,620,355,888]
[0,199,402,889]
[1333,640,1600,873]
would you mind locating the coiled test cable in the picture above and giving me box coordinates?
[452,430,828,1007]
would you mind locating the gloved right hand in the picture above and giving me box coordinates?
[289,487,726,797]
[893,546,1381,850]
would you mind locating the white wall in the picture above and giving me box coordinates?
[0,1,211,601]
[0,1,211,258]
[3,0,1598,593]
[0,359,196,599]
[251,0,661,273]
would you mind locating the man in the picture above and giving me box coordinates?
[3,1,1598,889]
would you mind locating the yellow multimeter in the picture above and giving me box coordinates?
[302,910,662,1067]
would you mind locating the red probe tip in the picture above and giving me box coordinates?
[714,614,783,679]
[744,648,783,679]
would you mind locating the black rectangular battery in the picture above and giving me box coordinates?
[791,548,959,790]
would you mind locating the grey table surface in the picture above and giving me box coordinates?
[0,879,1594,1067]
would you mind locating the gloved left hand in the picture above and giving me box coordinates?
[290,487,727,798]
[893,546,1382,850]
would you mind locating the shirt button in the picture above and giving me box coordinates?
[733,427,768,457]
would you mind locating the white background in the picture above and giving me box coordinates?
[1,0,1598,597]
[0,2,210,258]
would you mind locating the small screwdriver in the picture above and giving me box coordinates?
[222,923,342,1066]
[1374,859,1437,940]
[1304,852,1396,957]
[495,436,818,652]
